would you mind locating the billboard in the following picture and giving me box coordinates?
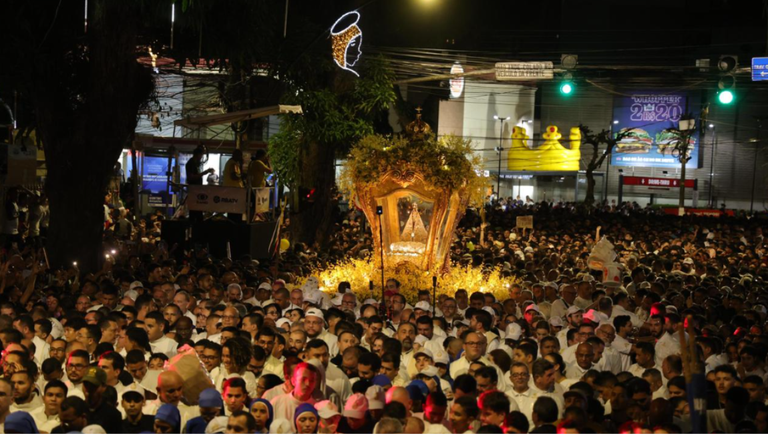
[610,91,700,168]
[143,156,172,206]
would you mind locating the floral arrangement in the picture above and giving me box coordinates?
[296,255,517,304]
[338,133,488,207]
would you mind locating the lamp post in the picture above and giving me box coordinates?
[494,115,510,201]
[750,118,762,214]
[676,117,696,215]
[708,124,716,207]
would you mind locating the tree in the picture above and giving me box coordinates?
[1,0,155,270]
[269,57,396,246]
[579,125,630,206]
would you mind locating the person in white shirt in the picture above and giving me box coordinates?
[270,362,321,431]
[145,312,179,359]
[30,380,67,432]
[506,362,537,426]
[565,342,594,380]
[628,342,657,378]
[304,309,339,357]
[9,369,43,413]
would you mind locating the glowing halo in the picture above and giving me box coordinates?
[331,11,363,76]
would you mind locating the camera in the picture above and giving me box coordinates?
[376,206,383,215]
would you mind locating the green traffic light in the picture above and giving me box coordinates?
[718,90,734,104]
[560,82,574,95]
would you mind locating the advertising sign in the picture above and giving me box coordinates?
[255,188,271,213]
[187,185,246,214]
[610,91,700,168]
[622,176,696,189]
[143,156,172,207]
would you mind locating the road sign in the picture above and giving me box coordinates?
[622,176,695,188]
[752,57,768,81]
[495,62,554,81]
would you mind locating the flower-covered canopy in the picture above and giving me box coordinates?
[340,115,486,272]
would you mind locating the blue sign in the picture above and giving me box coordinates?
[752,57,768,81]
[143,156,172,206]
[610,91,700,169]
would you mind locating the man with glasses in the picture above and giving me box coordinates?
[221,307,240,329]
[507,362,536,427]
[449,332,488,379]
[64,350,90,399]
[201,341,223,378]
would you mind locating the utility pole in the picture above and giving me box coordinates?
[494,115,510,201]
[750,118,763,214]
[676,117,696,215]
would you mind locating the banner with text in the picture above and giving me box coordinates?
[187,185,246,213]
[610,91,701,168]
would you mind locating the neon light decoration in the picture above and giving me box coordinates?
[331,11,363,76]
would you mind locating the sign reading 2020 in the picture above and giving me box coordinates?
[610,91,701,169]
[331,11,363,76]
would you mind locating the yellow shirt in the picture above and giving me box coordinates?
[223,159,244,188]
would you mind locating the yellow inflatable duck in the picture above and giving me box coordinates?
[507,125,581,171]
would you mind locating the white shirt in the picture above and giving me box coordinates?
[270,393,317,432]
[150,335,178,358]
[628,363,655,378]
[565,363,591,380]
[611,305,644,328]
[612,334,633,371]
[549,299,569,320]
[506,387,537,426]
[318,330,339,357]
[33,336,51,366]
[655,332,682,367]
[64,381,85,399]
[705,353,729,373]
[30,406,60,433]
[10,393,43,413]
[325,362,352,403]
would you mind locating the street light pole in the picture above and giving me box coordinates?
[677,118,695,215]
[750,119,762,214]
[494,115,510,201]
[708,124,716,207]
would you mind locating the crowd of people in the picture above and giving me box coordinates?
[0,198,767,433]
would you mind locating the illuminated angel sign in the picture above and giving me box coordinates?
[331,11,362,76]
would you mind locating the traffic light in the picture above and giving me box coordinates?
[717,76,735,105]
[718,90,734,105]
[559,81,574,95]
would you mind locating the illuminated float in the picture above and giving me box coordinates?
[311,112,517,303]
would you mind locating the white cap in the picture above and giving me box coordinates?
[583,309,608,324]
[432,348,450,365]
[525,304,540,314]
[566,305,583,316]
[124,289,139,301]
[482,306,496,317]
[365,386,386,410]
[275,318,291,328]
[306,308,324,321]
[129,281,144,291]
[683,258,694,265]
[258,282,272,291]
[415,347,434,360]
[82,425,107,434]
[549,316,564,328]
[206,416,229,434]
[363,298,378,305]
[343,393,369,419]
[414,335,429,346]
[315,400,341,419]
[505,323,522,340]
[414,301,432,312]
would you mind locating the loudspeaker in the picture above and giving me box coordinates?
[192,220,278,260]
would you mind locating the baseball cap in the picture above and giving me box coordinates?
[549,316,564,328]
[306,308,324,321]
[315,400,340,419]
[343,393,369,419]
[82,425,107,434]
[83,367,107,387]
[414,301,432,312]
[199,388,223,408]
[482,306,496,317]
[258,282,272,291]
[372,374,392,387]
[305,291,322,305]
[156,403,181,428]
[414,335,429,347]
[365,386,386,410]
[129,281,144,291]
[525,304,540,314]
[122,390,145,402]
[505,322,522,340]
[566,305,583,316]
[124,289,139,301]
[414,347,434,360]
[406,380,429,401]
[432,348,450,365]
[275,318,291,328]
